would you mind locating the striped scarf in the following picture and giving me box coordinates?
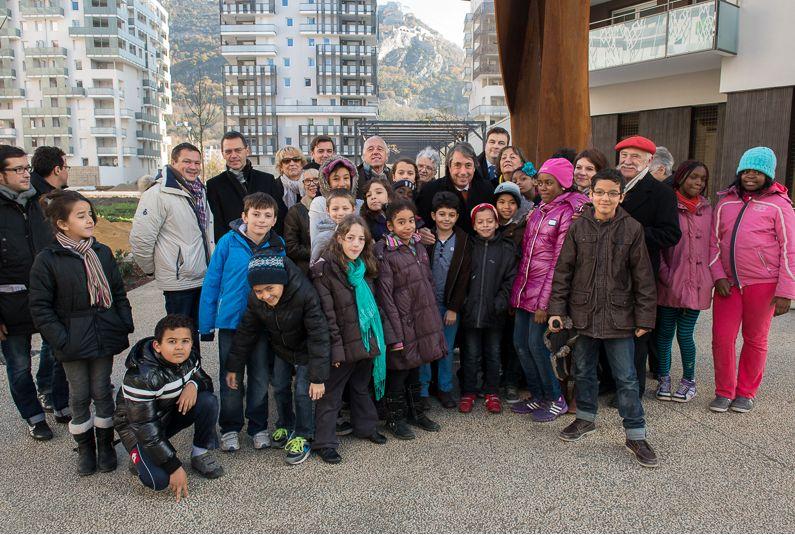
[56,233,113,309]
[179,174,209,231]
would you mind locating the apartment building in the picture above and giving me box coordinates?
[220,0,378,168]
[462,0,505,127]
[0,0,172,187]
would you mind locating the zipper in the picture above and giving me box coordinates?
[515,207,548,300]
[18,204,36,259]
[446,233,466,305]
[476,240,488,325]
[728,200,751,288]
[274,308,287,346]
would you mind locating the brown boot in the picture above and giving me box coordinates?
[626,439,659,468]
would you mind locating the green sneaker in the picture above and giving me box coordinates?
[271,427,289,449]
[284,436,311,465]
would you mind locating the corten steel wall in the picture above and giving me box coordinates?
[495,0,591,164]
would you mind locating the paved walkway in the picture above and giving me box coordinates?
[1,281,793,532]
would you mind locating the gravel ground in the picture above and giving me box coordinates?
[1,281,793,533]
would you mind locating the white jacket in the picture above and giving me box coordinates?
[130,166,215,291]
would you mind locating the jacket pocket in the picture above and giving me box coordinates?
[95,307,131,357]
[175,247,184,280]
[609,292,634,330]
[756,248,772,273]
[569,290,590,329]
[63,311,100,361]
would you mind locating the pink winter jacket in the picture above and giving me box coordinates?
[657,196,713,310]
[709,182,795,299]
[510,191,589,312]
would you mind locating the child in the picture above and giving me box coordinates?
[309,156,362,264]
[114,314,223,501]
[392,158,419,185]
[548,168,658,468]
[310,188,356,264]
[29,190,133,476]
[225,254,330,465]
[708,147,795,413]
[311,215,388,463]
[422,192,470,408]
[375,200,446,438]
[392,179,415,202]
[655,160,712,403]
[458,203,517,414]
[494,181,532,248]
[198,192,285,453]
[511,162,539,205]
[360,178,392,243]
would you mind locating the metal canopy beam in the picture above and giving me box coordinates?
[354,120,487,160]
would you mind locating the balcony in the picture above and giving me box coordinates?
[122,147,137,156]
[137,147,161,158]
[22,106,71,116]
[318,65,373,77]
[317,85,376,97]
[86,44,146,68]
[470,104,508,119]
[0,26,21,39]
[317,45,376,56]
[96,146,119,156]
[340,3,374,16]
[42,86,87,97]
[27,66,69,77]
[0,128,17,138]
[69,26,123,38]
[299,124,358,137]
[84,0,126,17]
[136,130,163,141]
[0,68,15,79]
[221,44,278,57]
[0,88,25,99]
[224,64,276,77]
[20,2,64,17]
[225,105,273,116]
[339,25,375,36]
[220,1,276,16]
[249,144,276,156]
[224,86,274,97]
[94,108,115,116]
[135,111,159,124]
[85,87,118,97]
[589,0,739,85]
[275,104,377,116]
[91,127,122,137]
[23,126,73,137]
[231,125,276,137]
[0,49,14,59]
[24,46,68,57]
[220,24,277,36]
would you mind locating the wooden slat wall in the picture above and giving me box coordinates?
[637,107,692,166]
[590,114,619,165]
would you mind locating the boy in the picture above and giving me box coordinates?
[494,181,531,248]
[198,192,285,453]
[422,192,470,408]
[114,314,223,502]
[225,254,330,465]
[458,204,517,414]
[547,168,658,468]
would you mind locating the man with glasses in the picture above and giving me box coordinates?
[206,131,287,242]
[0,145,70,440]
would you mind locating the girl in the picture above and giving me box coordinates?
[709,147,795,413]
[573,148,608,195]
[375,200,446,438]
[497,145,527,183]
[510,158,588,421]
[29,190,134,476]
[284,168,320,273]
[511,161,539,204]
[309,156,362,264]
[360,178,392,243]
[392,158,419,185]
[311,215,387,463]
[311,189,356,263]
[655,160,712,403]
[275,146,307,209]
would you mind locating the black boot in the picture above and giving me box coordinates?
[385,393,415,440]
[406,383,441,432]
[95,427,118,473]
[74,430,97,476]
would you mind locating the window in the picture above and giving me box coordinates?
[308,38,315,47]
[286,18,293,27]
[72,1,78,9]
[311,98,317,105]
[283,58,290,67]
[267,58,274,65]
[282,0,288,5]
[308,58,315,67]
[284,78,291,87]
[689,104,722,196]
[330,99,336,105]
[75,60,82,70]
[323,38,330,44]
[304,78,311,87]
[307,118,314,125]
[327,118,334,126]
[287,38,293,47]
[286,137,292,145]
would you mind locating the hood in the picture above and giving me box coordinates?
[718,181,789,201]
[319,156,358,198]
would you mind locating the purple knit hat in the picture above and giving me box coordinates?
[537,158,574,189]
[321,156,358,184]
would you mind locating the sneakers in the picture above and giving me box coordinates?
[435,390,457,409]
[284,436,311,465]
[511,397,544,415]
[252,431,271,450]
[220,431,240,452]
[504,386,520,404]
[709,396,732,413]
[29,420,53,441]
[655,375,672,401]
[458,393,476,413]
[271,427,289,449]
[531,396,568,422]
[191,452,225,479]
[672,379,696,403]
[730,396,754,413]
[485,394,502,414]
[316,447,341,464]
[626,439,659,468]
[335,421,353,436]
[559,418,596,442]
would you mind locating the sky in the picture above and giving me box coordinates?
[394,0,470,48]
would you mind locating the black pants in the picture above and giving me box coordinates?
[386,366,420,396]
[461,327,502,394]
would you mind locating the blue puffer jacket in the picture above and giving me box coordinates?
[198,219,285,333]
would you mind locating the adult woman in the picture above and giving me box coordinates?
[573,148,608,195]
[416,147,440,190]
[284,169,320,273]
[497,146,527,183]
[275,146,307,209]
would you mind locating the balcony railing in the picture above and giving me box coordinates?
[84,0,126,17]
[94,108,115,116]
[220,24,277,35]
[137,147,161,158]
[225,105,274,116]
[23,126,73,137]
[135,112,159,124]
[22,106,70,116]
[317,85,376,96]
[86,87,118,97]
[470,105,508,118]
[0,26,21,38]
[91,127,121,137]
[0,128,18,138]
[317,44,376,56]
[230,125,276,136]
[27,66,69,77]
[299,124,358,137]
[221,44,278,56]
[136,130,163,141]
[69,26,123,38]
[96,146,119,156]
[318,65,374,76]
[0,68,16,78]
[338,25,375,35]
[275,104,377,116]
[42,86,87,97]
[224,65,276,76]
[589,0,739,71]
[25,46,68,57]
[224,86,274,96]
[20,3,64,17]
[220,1,276,15]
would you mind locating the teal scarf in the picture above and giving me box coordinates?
[346,258,386,400]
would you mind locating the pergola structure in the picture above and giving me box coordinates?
[354,120,487,163]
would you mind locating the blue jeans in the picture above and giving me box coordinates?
[272,358,313,439]
[36,340,53,394]
[513,309,561,401]
[572,335,646,439]
[218,329,269,436]
[420,304,458,396]
[461,326,502,394]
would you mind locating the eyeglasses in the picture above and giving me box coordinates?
[282,157,303,163]
[592,190,621,198]
[2,165,32,175]
[303,179,319,186]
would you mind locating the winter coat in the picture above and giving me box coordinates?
[498,198,533,249]
[621,172,682,277]
[198,222,285,334]
[462,233,517,329]
[657,196,713,310]
[0,188,52,335]
[283,201,311,273]
[28,240,133,362]
[425,227,472,313]
[113,337,214,474]
[129,166,215,292]
[226,259,330,383]
[364,212,388,243]
[375,235,447,369]
[709,182,795,299]
[548,206,657,339]
[415,175,496,235]
[511,191,589,313]
[206,160,287,242]
[310,253,381,365]
[356,163,391,200]
[30,171,56,195]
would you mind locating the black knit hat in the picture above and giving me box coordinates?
[247,254,288,286]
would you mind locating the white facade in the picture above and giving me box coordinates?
[462,0,506,126]
[220,0,378,168]
[0,0,172,187]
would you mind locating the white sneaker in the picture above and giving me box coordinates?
[253,430,271,450]
[220,431,239,452]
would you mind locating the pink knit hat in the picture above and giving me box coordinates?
[538,158,574,189]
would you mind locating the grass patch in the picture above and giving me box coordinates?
[95,201,137,222]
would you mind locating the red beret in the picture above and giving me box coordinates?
[615,136,656,155]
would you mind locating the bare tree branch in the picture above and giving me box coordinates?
[179,76,221,159]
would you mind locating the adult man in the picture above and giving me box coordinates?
[130,143,215,337]
[356,135,391,197]
[616,136,681,396]
[31,146,69,194]
[0,145,70,440]
[304,135,335,170]
[649,146,675,184]
[206,131,286,241]
[477,127,510,186]
[416,142,495,235]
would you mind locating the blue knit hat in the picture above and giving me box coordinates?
[248,254,288,286]
[494,181,522,206]
[737,146,777,180]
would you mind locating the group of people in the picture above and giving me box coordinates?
[0,126,793,501]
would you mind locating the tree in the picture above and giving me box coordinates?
[178,77,221,159]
